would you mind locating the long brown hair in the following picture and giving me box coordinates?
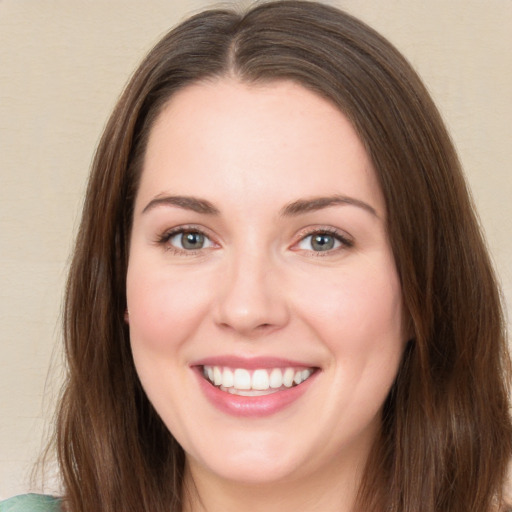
[56,2,512,511]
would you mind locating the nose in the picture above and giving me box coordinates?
[213,250,290,338]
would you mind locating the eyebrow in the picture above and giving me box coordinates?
[142,195,220,215]
[141,193,377,218]
[280,195,378,218]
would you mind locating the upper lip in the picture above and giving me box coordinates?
[191,355,317,370]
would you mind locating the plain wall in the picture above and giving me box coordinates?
[1,0,511,499]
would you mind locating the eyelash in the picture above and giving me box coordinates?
[155,225,214,255]
[155,226,353,256]
[294,226,353,256]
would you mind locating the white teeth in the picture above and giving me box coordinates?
[302,369,312,381]
[213,366,223,386]
[269,368,283,388]
[294,369,313,385]
[252,369,269,390]
[233,369,251,390]
[202,365,315,392]
[283,368,295,387]
[222,367,234,388]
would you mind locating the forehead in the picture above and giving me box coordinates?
[137,78,385,218]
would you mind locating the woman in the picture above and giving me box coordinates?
[3,1,510,511]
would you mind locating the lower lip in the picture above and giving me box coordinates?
[194,368,317,417]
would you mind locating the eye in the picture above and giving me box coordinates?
[159,228,215,252]
[296,230,352,253]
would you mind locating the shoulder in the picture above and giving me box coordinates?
[0,494,62,512]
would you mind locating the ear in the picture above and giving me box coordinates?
[124,309,130,324]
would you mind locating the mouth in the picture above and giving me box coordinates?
[193,356,320,416]
[201,365,316,396]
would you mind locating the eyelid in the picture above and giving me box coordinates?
[155,224,219,255]
[291,226,354,253]
[154,224,352,256]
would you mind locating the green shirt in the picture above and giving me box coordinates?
[0,494,61,512]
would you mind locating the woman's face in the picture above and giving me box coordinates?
[127,79,406,486]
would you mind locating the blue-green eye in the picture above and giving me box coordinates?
[168,230,214,251]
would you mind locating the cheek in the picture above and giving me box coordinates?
[126,261,214,354]
[292,257,405,357]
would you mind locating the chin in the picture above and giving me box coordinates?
[193,451,307,485]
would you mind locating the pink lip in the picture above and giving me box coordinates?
[192,355,313,370]
[191,357,319,418]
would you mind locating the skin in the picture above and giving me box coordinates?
[126,78,407,512]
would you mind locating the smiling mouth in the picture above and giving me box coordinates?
[202,365,316,396]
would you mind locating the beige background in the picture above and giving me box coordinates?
[1,0,511,500]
